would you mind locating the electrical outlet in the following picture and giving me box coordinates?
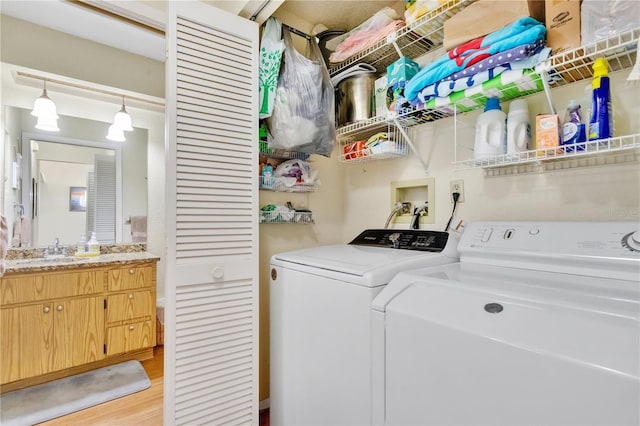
[449,180,465,203]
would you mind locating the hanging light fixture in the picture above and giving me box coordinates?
[112,96,133,132]
[35,116,60,132]
[31,80,59,131]
[106,124,126,142]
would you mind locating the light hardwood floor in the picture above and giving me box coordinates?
[42,346,164,425]
[40,346,269,425]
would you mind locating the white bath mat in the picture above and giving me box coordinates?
[0,360,150,425]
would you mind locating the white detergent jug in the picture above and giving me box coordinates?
[474,98,506,160]
[506,99,531,155]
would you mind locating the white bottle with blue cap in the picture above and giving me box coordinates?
[474,97,507,160]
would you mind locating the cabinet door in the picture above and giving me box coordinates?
[107,290,154,324]
[1,303,55,384]
[106,319,155,356]
[108,265,152,292]
[53,296,105,371]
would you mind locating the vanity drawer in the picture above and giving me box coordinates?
[106,319,155,356]
[108,264,153,291]
[106,290,154,324]
[1,270,103,305]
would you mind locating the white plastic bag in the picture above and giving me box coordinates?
[266,29,336,157]
[259,17,284,119]
[581,0,640,46]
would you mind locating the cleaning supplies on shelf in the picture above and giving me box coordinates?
[261,164,273,189]
[588,57,613,142]
[474,97,507,159]
[506,99,531,155]
[561,99,586,151]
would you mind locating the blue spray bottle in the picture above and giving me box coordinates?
[588,57,612,142]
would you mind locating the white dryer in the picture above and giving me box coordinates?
[372,222,640,426]
[270,229,459,426]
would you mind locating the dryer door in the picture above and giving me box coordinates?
[383,279,640,426]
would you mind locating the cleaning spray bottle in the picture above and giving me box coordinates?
[588,57,613,142]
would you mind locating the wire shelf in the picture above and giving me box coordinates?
[338,124,409,163]
[259,176,317,192]
[453,133,640,173]
[328,0,477,76]
[336,27,639,138]
[260,211,315,224]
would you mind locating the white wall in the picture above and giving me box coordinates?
[341,71,640,239]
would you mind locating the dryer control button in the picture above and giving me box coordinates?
[480,228,493,242]
[529,227,540,235]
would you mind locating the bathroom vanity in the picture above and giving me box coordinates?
[0,245,159,393]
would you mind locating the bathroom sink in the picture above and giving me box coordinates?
[12,256,79,265]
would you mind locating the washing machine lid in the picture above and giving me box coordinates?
[271,230,458,287]
[375,262,640,377]
[378,263,640,425]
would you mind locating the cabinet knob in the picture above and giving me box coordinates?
[128,293,134,299]
[43,306,50,313]
[129,325,135,331]
[129,268,135,275]
[57,305,63,311]
[212,267,224,280]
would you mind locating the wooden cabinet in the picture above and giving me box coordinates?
[0,259,157,391]
[0,270,105,384]
[105,263,156,356]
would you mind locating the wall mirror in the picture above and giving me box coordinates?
[2,65,155,248]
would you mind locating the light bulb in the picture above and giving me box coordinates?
[35,116,60,132]
[106,124,126,142]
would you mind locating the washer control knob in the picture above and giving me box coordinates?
[622,231,640,252]
[388,233,401,249]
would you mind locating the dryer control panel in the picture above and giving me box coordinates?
[349,229,450,252]
[458,222,640,281]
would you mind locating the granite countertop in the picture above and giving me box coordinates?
[2,244,160,275]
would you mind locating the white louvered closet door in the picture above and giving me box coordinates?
[165,3,259,425]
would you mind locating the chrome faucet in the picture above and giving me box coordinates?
[44,237,67,258]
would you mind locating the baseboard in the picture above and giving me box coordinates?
[259,398,270,411]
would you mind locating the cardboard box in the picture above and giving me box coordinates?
[444,0,545,51]
[545,0,581,54]
[536,114,561,155]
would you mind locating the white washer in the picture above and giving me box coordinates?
[270,229,459,426]
[372,222,640,426]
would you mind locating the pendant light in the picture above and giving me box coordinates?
[112,96,133,132]
[31,80,59,131]
[106,124,126,142]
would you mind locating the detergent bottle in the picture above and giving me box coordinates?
[474,98,507,159]
[588,57,613,142]
[506,99,531,155]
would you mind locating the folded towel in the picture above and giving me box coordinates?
[1,216,8,276]
[11,216,20,247]
[130,216,147,243]
[404,17,546,101]
[19,217,30,247]
[416,65,510,102]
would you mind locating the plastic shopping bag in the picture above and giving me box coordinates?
[266,29,336,157]
[259,17,285,119]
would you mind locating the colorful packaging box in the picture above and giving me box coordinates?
[536,114,562,155]
[387,57,420,112]
[387,57,420,88]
